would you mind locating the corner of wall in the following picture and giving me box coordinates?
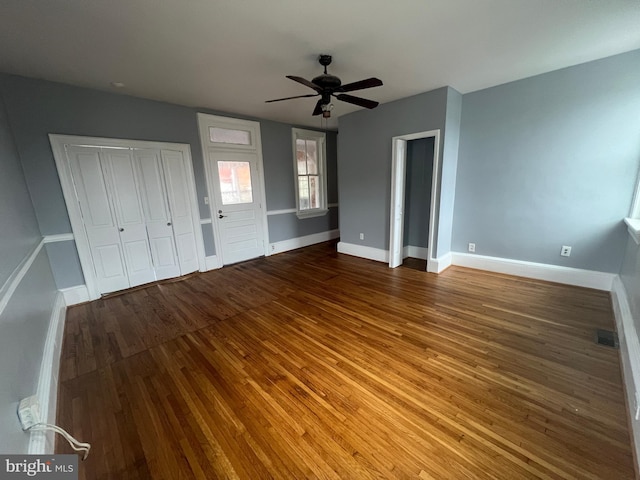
[435,86,463,259]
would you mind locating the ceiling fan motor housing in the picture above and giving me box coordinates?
[313,74,342,90]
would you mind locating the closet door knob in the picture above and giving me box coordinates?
[167,222,172,226]
[119,228,124,232]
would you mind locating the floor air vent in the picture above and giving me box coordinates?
[596,329,619,348]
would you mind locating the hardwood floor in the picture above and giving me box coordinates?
[57,241,635,479]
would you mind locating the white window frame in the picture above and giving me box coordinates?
[292,128,328,219]
[625,170,640,244]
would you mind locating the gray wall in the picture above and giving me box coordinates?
[0,73,338,288]
[268,209,339,243]
[259,119,338,242]
[453,49,640,272]
[0,92,41,282]
[403,138,434,248]
[0,90,58,453]
[338,87,451,254]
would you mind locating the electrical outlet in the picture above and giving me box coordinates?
[17,396,41,430]
[271,244,275,252]
[204,196,209,205]
[468,243,476,253]
[359,233,364,240]
[561,245,572,257]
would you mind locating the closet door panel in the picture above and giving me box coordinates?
[161,150,199,275]
[103,150,156,287]
[67,146,130,293]
[134,149,181,280]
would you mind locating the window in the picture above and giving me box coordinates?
[292,128,328,218]
[209,127,251,145]
[217,161,253,205]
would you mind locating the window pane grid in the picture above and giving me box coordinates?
[293,129,326,216]
[296,138,320,211]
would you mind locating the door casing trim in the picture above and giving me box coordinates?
[197,113,270,265]
[388,129,440,271]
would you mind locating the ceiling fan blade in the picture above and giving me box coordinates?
[265,93,319,103]
[335,93,379,109]
[337,77,383,93]
[286,75,321,92]
[312,99,324,116]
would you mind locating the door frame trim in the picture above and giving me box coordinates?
[50,134,207,300]
[197,113,270,265]
[388,129,440,271]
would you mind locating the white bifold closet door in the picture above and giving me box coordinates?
[67,146,132,294]
[104,149,157,287]
[161,150,200,275]
[67,144,199,294]
[134,149,181,281]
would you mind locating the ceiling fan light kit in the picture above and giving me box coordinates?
[266,54,383,118]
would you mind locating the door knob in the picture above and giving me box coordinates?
[218,214,227,219]
[167,222,172,226]
[119,228,124,232]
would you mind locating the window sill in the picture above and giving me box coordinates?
[296,209,329,220]
[624,217,640,245]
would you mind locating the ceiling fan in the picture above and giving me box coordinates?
[266,55,383,118]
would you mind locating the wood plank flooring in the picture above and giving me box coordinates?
[57,241,635,479]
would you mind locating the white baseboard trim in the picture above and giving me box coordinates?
[451,252,616,291]
[60,285,90,306]
[271,229,340,255]
[611,276,640,474]
[205,255,222,271]
[403,246,429,260]
[337,242,389,263]
[29,292,66,454]
[333,244,615,290]
[427,252,452,273]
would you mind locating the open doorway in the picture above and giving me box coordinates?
[402,137,434,271]
[389,129,440,271]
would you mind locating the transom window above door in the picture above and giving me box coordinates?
[209,127,251,146]
[202,118,259,151]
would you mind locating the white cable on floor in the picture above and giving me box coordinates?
[29,423,91,460]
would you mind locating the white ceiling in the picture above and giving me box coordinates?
[1,0,639,129]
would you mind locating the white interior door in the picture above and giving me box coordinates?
[134,149,181,280]
[102,149,157,287]
[161,149,200,275]
[389,138,407,268]
[67,146,130,294]
[209,149,265,265]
